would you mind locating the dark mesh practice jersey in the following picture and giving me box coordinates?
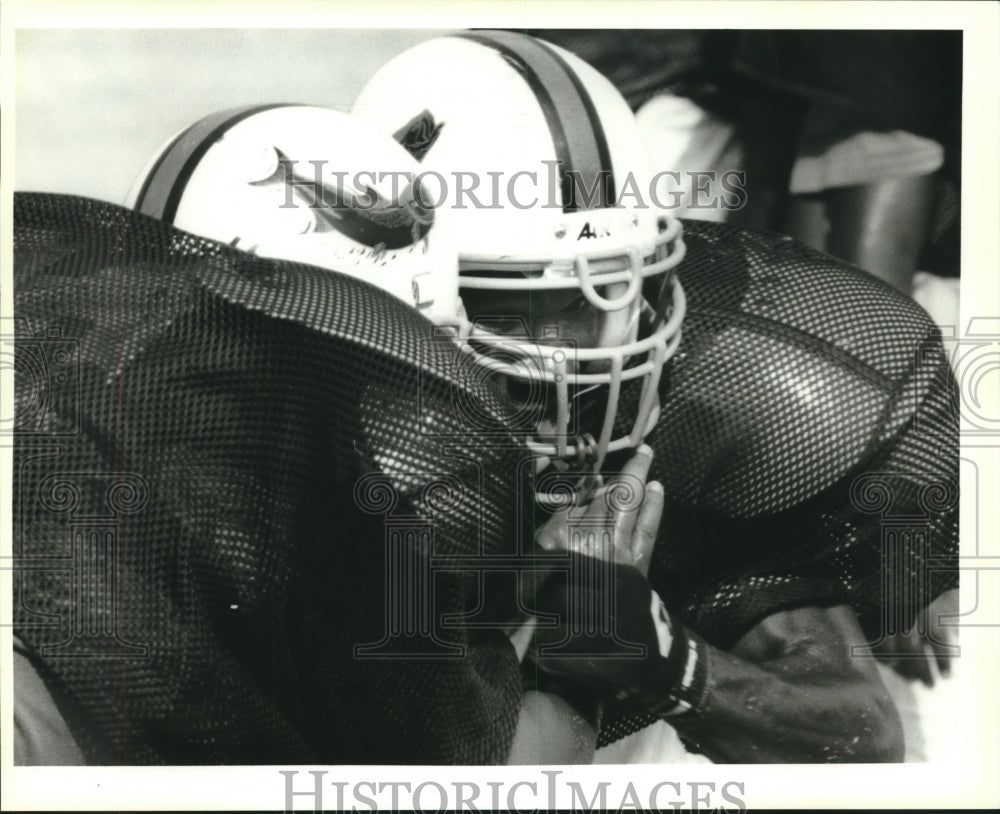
[12,193,958,762]
[12,193,531,764]
[595,219,959,746]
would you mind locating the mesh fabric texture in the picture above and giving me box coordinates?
[594,220,959,747]
[12,193,532,764]
[12,193,958,760]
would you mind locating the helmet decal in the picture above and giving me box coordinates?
[250,147,433,250]
[128,105,463,324]
[392,109,445,161]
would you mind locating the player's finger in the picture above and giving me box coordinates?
[536,501,586,551]
[536,508,568,551]
[598,445,654,549]
[630,481,663,576]
[507,617,537,663]
[927,594,958,679]
[586,444,653,519]
[898,636,935,687]
[930,638,954,678]
[622,443,654,482]
[918,644,937,687]
[893,654,931,686]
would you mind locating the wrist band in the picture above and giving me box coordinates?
[640,597,711,718]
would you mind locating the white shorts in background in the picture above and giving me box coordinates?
[790,130,944,195]
[635,94,743,223]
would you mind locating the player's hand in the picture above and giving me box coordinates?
[509,445,662,660]
[874,589,958,686]
[535,444,663,576]
[522,445,707,717]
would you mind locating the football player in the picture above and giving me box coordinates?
[12,105,656,765]
[12,32,959,766]
[351,30,959,763]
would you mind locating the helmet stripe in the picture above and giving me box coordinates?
[455,31,615,213]
[534,37,616,209]
[134,103,292,223]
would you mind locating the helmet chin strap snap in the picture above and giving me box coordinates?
[533,432,602,507]
[574,432,599,468]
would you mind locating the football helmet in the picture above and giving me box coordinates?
[127,104,463,326]
[352,31,686,479]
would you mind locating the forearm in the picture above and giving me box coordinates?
[527,546,903,763]
[507,619,601,765]
[669,641,904,763]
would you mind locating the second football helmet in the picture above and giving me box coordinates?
[127,104,462,326]
[352,31,687,476]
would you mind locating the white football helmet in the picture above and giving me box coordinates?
[127,104,463,326]
[353,31,686,478]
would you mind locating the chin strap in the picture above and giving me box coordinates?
[532,433,605,508]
